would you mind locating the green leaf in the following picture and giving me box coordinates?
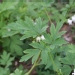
[40,50,48,65]
[20,35,30,40]
[20,17,47,40]
[50,21,66,41]
[52,38,67,46]
[61,52,75,65]
[3,35,23,56]
[20,30,37,40]
[56,31,66,39]
[56,21,63,33]
[20,53,34,62]
[14,45,23,55]
[61,65,72,75]
[2,30,18,37]
[6,20,26,31]
[10,69,23,75]
[0,67,10,75]
[68,44,75,53]
[30,42,46,51]
[0,51,14,67]
[45,58,52,69]
[24,16,35,30]
[32,50,41,64]
[69,0,74,5]
[53,58,61,71]
[50,23,56,39]
[20,49,41,64]
[3,37,10,47]
[35,17,42,33]
[44,33,53,44]
[2,20,27,37]
[0,2,18,13]
[30,42,41,49]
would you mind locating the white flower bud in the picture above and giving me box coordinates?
[67,19,72,25]
[72,15,75,22]
[8,29,11,31]
[41,35,45,40]
[36,36,41,42]
[34,22,36,25]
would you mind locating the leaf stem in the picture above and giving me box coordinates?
[25,51,41,75]
[44,8,52,24]
[43,7,63,75]
[48,52,60,75]
[25,62,37,75]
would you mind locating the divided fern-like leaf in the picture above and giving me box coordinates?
[0,51,14,67]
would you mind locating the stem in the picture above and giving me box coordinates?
[42,40,60,75]
[25,51,41,75]
[44,8,52,24]
[26,62,37,75]
[43,7,63,75]
[48,52,60,75]
[48,52,57,71]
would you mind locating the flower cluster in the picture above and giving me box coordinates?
[67,15,75,25]
[36,35,45,42]
[72,69,75,75]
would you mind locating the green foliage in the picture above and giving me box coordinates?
[10,69,23,75]
[3,35,23,55]
[0,51,14,67]
[0,2,18,14]
[61,65,71,75]
[20,17,48,40]
[0,67,10,75]
[0,1,75,75]
[20,20,67,74]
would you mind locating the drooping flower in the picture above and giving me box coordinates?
[67,19,72,25]
[36,36,41,42]
[72,69,75,75]
[72,15,75,22]
[41,35,45,40]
